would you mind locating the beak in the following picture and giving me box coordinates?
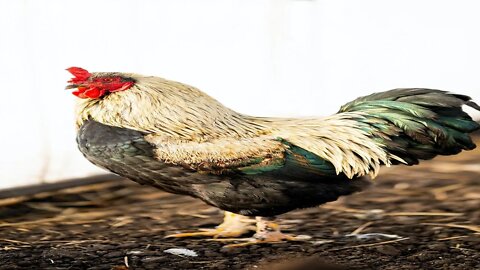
[65,84,79,89]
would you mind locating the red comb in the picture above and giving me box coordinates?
[66,67,91,81]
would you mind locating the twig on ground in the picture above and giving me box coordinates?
[0,238,30,245]
[321,205,462,217]
[437,233,480,241]
[422,223,480,233]
[330,238,409,251]
[349,222,374,235]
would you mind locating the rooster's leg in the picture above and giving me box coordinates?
[220,217,311,247]
[165,211,256,238]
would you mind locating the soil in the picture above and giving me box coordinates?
[0,137,479,270]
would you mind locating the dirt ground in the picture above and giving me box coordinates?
[1,137,479,270]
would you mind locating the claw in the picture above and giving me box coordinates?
[222,231,311,248]
[165,228,251,239]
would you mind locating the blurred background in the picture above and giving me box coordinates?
[0,0,479,189]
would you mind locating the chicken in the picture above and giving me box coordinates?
[67,67,480,246]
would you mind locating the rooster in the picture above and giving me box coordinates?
[67,67,480,246]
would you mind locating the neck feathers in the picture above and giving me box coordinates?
[76,75,267,141]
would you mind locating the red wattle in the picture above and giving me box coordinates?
[72,86,105,99]
[72,90,87,99]
[84,87,104,99]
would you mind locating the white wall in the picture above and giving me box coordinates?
[1,0,479,189]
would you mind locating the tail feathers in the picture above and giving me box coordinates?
[341,88,480,166]
[466,100,480,111]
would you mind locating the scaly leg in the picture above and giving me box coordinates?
[165,211,256,239]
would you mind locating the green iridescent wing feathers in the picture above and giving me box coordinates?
[236,142,338,178]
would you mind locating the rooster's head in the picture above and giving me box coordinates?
[66,67,135,99]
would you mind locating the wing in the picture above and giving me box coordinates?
[144,133,341,178]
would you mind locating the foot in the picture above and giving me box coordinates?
[165,211,256,239]
[217,217,311,248]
